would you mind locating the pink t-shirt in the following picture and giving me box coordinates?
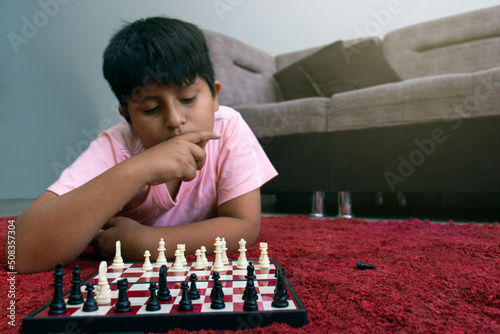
[47,106,277,226]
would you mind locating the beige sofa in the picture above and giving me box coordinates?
[204,6,500,216]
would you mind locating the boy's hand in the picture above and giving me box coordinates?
[131,131,221,186]
[91,216,147,259]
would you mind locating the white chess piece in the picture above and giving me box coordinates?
[96,261,111,304]
[172,249,184,270]
[200,246,208,266]
[259,242,266,262]
[142,250,153,271]
[111,240,124,268]
[259,242,270,269]
[212,237,224,271]
[236,238,249,269]
[155,238,167,266]
[194,249,205,269]
[221,237,229,265]
[178,244,187,265]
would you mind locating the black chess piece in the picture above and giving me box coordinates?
[82,283,98,312]
[145,282,161,312]
[211,271,224,299]
[188,273,200,300]
[210,283,225,309]
[242,277,258,311]
[246,261,256,280]
[272,269,289,308]
[157,265,172,301]
[357,260,376,270]
[177,281,193,311]
[48,263,68,315]
[114,278,132,313]
[67,265,84,305]
[243,262,258,301]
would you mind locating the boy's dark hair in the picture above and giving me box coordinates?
[102,16,216,121]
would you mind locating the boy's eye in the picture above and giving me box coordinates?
[180,96,197,103]
[143,106,160,114]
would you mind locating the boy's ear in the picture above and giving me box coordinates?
[119,106,137,135]
[118,105,126,118]
[213,80,221,112]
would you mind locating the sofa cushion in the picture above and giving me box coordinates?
[273,40,400,100]
[235,97,331,138]
[299,39,401,97]
[327,66,500,132]
[272,62,320,101]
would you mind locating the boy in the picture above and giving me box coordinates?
[11,17,277,274]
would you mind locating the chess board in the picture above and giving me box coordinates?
[22,259,307,333]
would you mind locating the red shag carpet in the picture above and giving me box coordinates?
[0,215,499,334]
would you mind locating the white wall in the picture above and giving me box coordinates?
[1,0,498,199]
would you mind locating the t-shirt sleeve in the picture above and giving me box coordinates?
[47,132,124,196]
[216,112,278,206]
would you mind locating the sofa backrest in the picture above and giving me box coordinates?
[382,5,500,80]
[203,30,280,107]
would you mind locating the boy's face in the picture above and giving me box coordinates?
[120,77,221,149]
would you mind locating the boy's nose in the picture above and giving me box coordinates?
[164,107,186,129]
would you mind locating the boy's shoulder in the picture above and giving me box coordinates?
[214,105,240,121]
[99,120,143,156]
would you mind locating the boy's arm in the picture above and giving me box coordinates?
[11,131,220,274]
[92,188,262,261]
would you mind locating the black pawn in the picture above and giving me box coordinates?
[48,263,67,315]
[243,278,258,311]
[211,272,224,299]
[188,274,200,300]
[82,283,98,312]
[272,269,289,308]
[145,282,161,312]
[114,278,132,313]
[210,283,225,309]
[157,265,172,301]
[274,268,289,299]
[357,260,376,270]
[177,281,193,311]
[242,263,258,301]
[67,265,84,305]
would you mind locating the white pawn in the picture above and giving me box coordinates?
[194,249,205,269]
[259,243,270,269]
[212,237,224,271]
[221,238,229,265]
[178,244,187,265]
[259,242,266,262]
[155,238,167,266]
[236,238,249,269]
[142,250,153,271]
[96,261,111,304]
[172,249,184,270]
[200,246,208,266]
[111,240,124,268]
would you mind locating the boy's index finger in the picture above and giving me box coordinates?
[181,131,222,144]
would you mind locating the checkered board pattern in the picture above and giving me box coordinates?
[22,259,307,333]
[90,259,278,284]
